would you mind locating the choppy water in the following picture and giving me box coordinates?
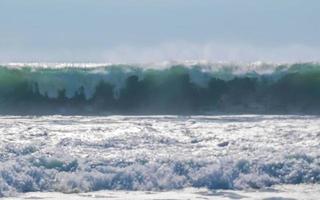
[0,115,319,198]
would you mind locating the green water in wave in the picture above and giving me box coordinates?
[0,63,320,114]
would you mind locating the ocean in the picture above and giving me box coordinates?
[0,62,319,199]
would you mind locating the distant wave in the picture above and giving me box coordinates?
[1,62,320,114]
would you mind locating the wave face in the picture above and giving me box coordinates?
[1,62,320,114]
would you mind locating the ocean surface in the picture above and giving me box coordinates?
[0,115,319,199]
[0,62,319,199]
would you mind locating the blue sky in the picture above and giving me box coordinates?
[1,0,320,62]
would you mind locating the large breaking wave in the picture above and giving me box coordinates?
[1,62,320,114]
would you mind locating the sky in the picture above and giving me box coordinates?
[0,0,320,63]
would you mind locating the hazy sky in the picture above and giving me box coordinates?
[1,0,320,62]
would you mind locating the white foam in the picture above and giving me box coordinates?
[3,184,320,200]
[0,115,319,197]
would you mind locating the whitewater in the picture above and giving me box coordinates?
[0,115,319,199]
[0,62,319,199]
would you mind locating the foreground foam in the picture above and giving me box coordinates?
[0,115,319,197]
[4,185,320,200]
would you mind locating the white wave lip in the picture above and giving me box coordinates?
[0,115,319,197]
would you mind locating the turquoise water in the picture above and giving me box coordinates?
[0,62,320,114]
